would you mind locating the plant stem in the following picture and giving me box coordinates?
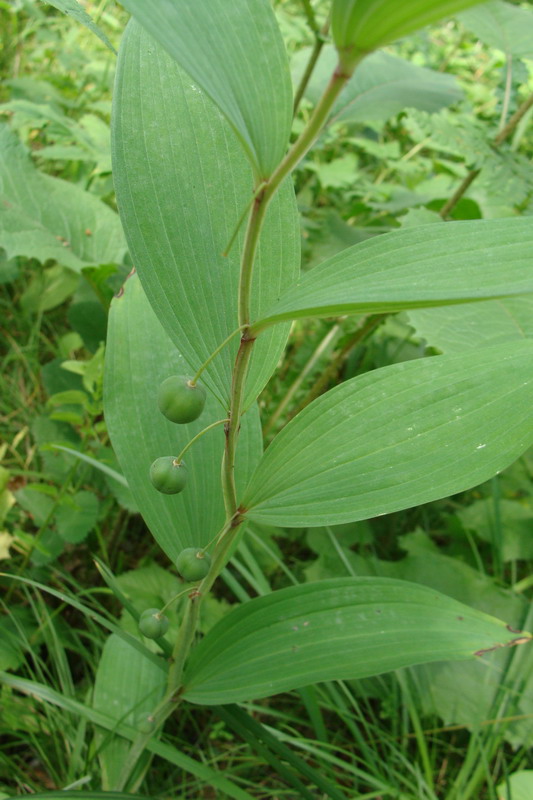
[191,327,245,384]
[293,19,330,116]
[267,59,358,206]
[175,418,228,464]
[223,58,358,511]
[440,89,533,219]
[114,513,245,792]
[118,57,361,791]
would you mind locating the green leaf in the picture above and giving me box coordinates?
[55,490,99,544]
[182,577,531,704]
[41,0,117,53]
[0,609,37,671]
[104,271,262,562]
[118,0,292,177]
[252,219,533,332]
[242,341,533,527]
[20,264,79,313]
[332,0,488,69]
[292,45,462,124]
[497,771,533,800]
[112,21,299,407]
[0,125,126,271]
[407,296,533,354]
[93,633,167,790]
[459,1,533,59]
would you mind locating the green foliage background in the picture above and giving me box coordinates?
[1,1,533,798]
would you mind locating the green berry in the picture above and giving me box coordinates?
[176,547,212,582]
[139,608,169,639]
[158,375,206,424]
[150,457,188,494]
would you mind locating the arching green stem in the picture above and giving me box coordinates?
[191,326,246,385]
[175,418,228,464]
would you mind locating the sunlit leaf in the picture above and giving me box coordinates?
[93,634,167,789]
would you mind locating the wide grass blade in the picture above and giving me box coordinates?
[0,673,254,800]
[43,0,117,53]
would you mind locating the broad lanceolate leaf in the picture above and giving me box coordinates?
[112,22,299,407]
[43,0,117,53]
[332,0,488,68]
[0,125,126,271]
[104,271,262,562]
[292,46,462,124]
[242,341,533,527]
[118,0,292,178]
[92,634,167,790]
[182,577,531,704]
[252,219,533,332]
[407,296,533,355]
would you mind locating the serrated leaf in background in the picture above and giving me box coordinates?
[0,125,126,270]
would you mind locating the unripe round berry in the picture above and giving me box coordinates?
[176,548,212,582]
[158,375,206,424]
[139,608,169,639]
[150,457,188,494]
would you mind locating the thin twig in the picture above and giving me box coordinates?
[439,89,533,219]
[293,20,330,116]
